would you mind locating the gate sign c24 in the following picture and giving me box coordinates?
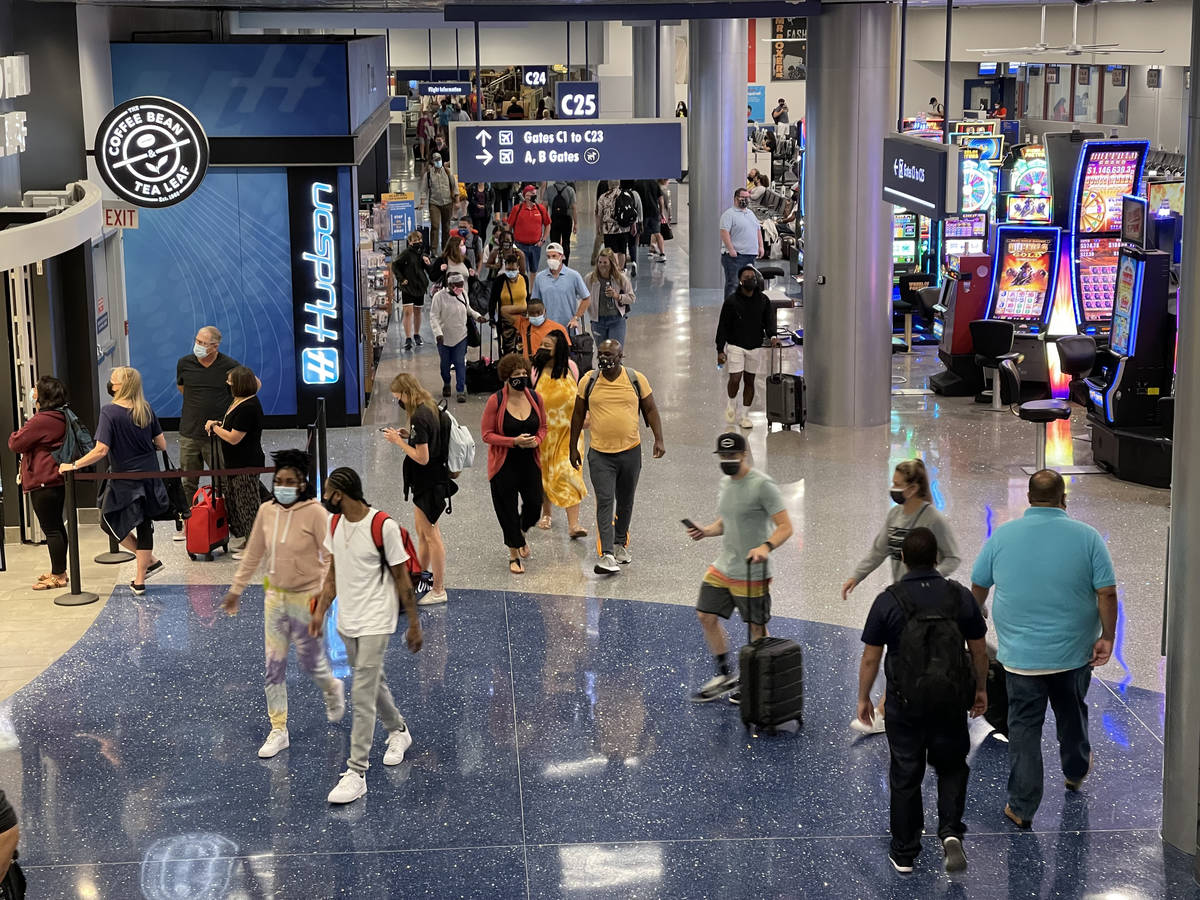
[94,96,209,208]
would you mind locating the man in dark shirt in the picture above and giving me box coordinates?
[0,788,20,892]
[858,527,989,876]
[715,266,775,429]
[176,325,240,513]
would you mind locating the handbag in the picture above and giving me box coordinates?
[158,450,192,521]
[661,221,674,241]
[456,294,481,347]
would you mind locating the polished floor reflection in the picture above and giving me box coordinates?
[0,586,1186,899]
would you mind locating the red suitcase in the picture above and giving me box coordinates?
[187,485,229,561]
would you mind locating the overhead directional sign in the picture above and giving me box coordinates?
[450,119,682,182]
[555,81,600,119]
[418,81,471,97]
[882,133,961,220]
[523,66,548,88]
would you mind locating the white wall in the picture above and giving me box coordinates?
[76,4,114,194]
[386,21,599,71]
[750,18,806,123]
[597,20,633,118]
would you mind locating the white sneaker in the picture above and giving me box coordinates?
[257,728,290,759]
[725,405,736,423]
[850,715,886,735]
[594,553,620,575]
[229,536,248,551]
[419,589,448,606]
[739,414,754,429]
[383,726,413,766]
[325,678,346,723]
[172,530,185,542]
[327,769,367,804]
[614,545,632,565]
[231,550,245,560]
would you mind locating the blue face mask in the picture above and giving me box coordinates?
[274,486,299,506]
[504,269,519,280]
[529,314,546,326]
[193,342,209,360]
[434,159,443,168]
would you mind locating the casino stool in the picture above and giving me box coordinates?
[1054,334,1097,406]
[970,319,1024,411]
[916,286,941,325]
[999,359,1072,473]
[758,265,795,344]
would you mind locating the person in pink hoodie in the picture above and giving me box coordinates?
[221,449,345,760]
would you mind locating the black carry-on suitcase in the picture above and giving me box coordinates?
[738,560,804,731]
[765,344,806,430]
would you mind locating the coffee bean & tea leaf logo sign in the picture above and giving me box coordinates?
[94,96,209,208]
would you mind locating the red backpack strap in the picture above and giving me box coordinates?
[370,510,392,576]
[330,513,342,536]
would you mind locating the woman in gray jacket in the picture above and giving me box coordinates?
[842,458,962,734]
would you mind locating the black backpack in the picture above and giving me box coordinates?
[50,407,95,466]
[886,580,974,720]
[613,190,638,227]
[551,186,570,217]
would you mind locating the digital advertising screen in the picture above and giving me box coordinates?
[992,232,1056,322]
[1006,194,1051,223]
[1121,194,1147,247]
[1076,146,1145,234]
[1077,236,1122,323]
[959,135,1004,165]
[1109,253,1141,356]
[893,240,917,265]
[1148,179,1185,216]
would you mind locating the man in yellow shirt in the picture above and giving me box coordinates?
[569,339,666,574]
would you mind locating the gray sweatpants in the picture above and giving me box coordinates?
[340,632,406,775]
[588,446,642,556]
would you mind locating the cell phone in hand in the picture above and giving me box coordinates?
[681,518,698,531]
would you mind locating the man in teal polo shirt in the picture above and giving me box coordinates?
[970,469,1117,830]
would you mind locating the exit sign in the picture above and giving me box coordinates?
[103,205,139,229]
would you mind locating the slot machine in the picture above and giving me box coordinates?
[941,213,989,269]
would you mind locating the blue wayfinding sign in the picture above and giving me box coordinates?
[418,81,471,97]
[555,81,600,119]
[451,119,682,182]
[390,96,409,112]
[388,200,416,241]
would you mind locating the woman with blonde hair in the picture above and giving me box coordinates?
[841,458,962,734]
[383,373,455,605]
[531,330,587,537]
[59,366,169,595]
[584,247,636,347]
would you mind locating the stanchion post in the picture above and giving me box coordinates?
[95,531,134,565]
[55,471,99,607]
[316,397,328,492]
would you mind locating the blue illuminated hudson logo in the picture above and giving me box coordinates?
[301,347,340,385]
[299,181,340,384]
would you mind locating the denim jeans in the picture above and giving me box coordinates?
[517,241,541,274]
[592,314,627,348]
[1005,664,1093,821]
[722,252,757,299]
[439,337,468,392]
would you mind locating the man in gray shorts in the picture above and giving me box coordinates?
[685,432,793,703]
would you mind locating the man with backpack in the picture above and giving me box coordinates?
[506,185,551,273]
[311,467,423,805]
[421,152,458,255]
[544,181,577,265]
[858,527,988,876]
[596,181,638,274]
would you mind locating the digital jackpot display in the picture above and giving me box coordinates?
[959,135,1004,165]
[992,233,1056,322]
[1007,194,1051,223]
[1109,253,1140,356]
[1077,148,1143,234]
[1008,145,1049,197]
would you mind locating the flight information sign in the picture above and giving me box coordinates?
[450,119,682,182]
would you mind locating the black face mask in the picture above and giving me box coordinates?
[890,489,907,504]
[739,280,756,294]
[597,356,620,371]
[508,376,528,392]
[720,460,742,476]
[532,349,552,368]
[106,382,116,397]
[323,494,342,515]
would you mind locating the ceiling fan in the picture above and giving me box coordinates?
[966,3,1165,56]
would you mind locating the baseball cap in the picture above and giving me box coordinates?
[431,152,442,161]
[714,432,748,454]
[545,242,564,255]
[447,272,466,284]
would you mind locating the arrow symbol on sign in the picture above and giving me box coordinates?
[476,149,493,165]
[476,131,492,147]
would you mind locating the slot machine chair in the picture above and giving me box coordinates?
[971,319,1023,411]
[1053,334,1097,406]
[999,359,1072,474]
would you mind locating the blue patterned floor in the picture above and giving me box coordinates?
[0,586,1191,899]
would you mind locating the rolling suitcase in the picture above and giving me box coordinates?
[984,659,1009,737]
[186,436,230,561]
[738,560,804,731]
[569,327,595,375]
[765,344,806,430]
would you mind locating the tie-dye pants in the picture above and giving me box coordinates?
[263,581,341,730]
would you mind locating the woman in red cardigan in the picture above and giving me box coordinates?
[7,376,68,589]
[481,353,548,574]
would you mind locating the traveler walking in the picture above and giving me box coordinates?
[584,248,635,347]
[720,188,764,299]
[514,298,569,367]
[385,374,455,606]
[222,448,345,759]
[531,330,587,537]
[482,354,548,574]
[392,230,433,351]
[61,366,168,595]
[842,458,962,734]
[490,249,530,356]
[205,365,265,557]
[430,272,486,402]
[466,183,493,243]
[532,243,590,331]
[858,527,988,875]
[596,181,636,273]
[310,467,422,805]
[544,181,577,265]
[421,152,458,254]
[685,431,792,702]
[506,186,551,273]
[176,326,242,510]
[716,266,774,428]
[569,339,666,575]
[8,376,69,590]
[642,179,668,262]
[970,469,1117,830]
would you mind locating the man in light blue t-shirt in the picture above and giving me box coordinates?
[718,188,763,300]
[531,242,591,331]
[970,469,1117,830]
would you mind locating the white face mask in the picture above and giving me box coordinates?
[548,258,563,272]
[194,342,209,359]
[434,159,443,168]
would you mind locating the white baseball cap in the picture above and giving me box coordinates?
[545,242,565,255]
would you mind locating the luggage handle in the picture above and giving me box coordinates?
[209,432,223,499]
[770,343,785,376]
[746,556,769,646]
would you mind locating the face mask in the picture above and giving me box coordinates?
[504,269,519,280]
[890,488,907,504]
[194,342,209,359]
[107,382,117,397]
[458,228,469,237]
[410,240,422,250]
[720,460,742,476]
[274,486,299,506]
[508,376,528,392]
[736,198,750,209]
[524,195,536,204]
[597,356,619,371]
[529,314,546,326]
[434,160,443,168]
[739,280,756,293]
[548,258,563,272]
[533,349,552,368]
[322,495,342,515]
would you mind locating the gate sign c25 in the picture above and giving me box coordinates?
[554,81,600,119]
[94,96,209,208]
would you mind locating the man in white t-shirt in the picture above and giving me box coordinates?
[310,467,423,805]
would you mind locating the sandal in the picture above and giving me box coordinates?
[518,545,531,560]
[32,574,68,591]
[568,528,588,539]
[536,515,552,530]
[509,558,525,575]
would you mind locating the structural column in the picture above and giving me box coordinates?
[803,4,895,427]
[632,25,655,118]
[687,18,746,292]
[1161,0,1200,858]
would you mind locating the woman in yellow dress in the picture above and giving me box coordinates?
[532,330,588,536]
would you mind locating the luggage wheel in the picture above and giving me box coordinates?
[187,553,197,562]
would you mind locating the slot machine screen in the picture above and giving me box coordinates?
[945,239,967,257]
[1077,148,1142,234]
[992,234,1055,321]
[1109,253,1141,356]
[1008,147,1050,197]
[961,152,997,215]
[893,240,917,265]
[893,214,918,239]
[1077,236,1122,323]
[1148,179,1184,216]
[1120,195,1147,247]
[960,136,1004,164]
[1006,194,1051,223]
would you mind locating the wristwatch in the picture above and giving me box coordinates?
[763,540,776,551]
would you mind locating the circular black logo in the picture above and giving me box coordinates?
[94,96,209,208]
